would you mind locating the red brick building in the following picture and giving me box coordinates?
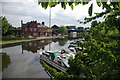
[21,20,52,38]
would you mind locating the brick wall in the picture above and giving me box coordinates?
[21,21,52,38]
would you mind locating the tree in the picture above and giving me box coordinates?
[17,27,21,29]
[39,1,120,79]
[1,16,20,36]
[1,16,10,35]
[67,2,120,79]
[58,26,67,35]
[8,25,14,29]
[91,20,98,27]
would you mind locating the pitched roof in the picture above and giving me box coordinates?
[51,25,59,29]
[22,21,49,28]
[38,24,48,28]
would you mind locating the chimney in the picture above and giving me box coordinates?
[21,20,23,24]
[42,22,45,25]
[21,20,23,27]
[35,21,37,23]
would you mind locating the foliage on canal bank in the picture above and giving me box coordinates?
[39,1,120,79]
[40,59,83,80]
[0,52,11,71]
[1,16,20,36]
[67,3,120,80]
[0,39,36,44]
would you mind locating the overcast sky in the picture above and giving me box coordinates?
[1,0,105,28]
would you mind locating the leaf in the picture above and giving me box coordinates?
[48,2,57,8]
[41,2,48,9]
[102,2,111,10]
[83,2,88,5]
[74,2,79,6]
[88,4,93,16]
[84,17,90,20]
[70,4,74,10]
[97,2,101,7]
[68,2,73,6]
[68,2,74,10]
[52,2,59,7]
[61,2,66,9]
[48,2,52,8]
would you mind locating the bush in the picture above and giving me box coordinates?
[40,60,80,80]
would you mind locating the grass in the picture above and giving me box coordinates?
[0,39,35,44]
[0,35,68,45]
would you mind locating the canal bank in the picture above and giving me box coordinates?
[0,35,68,45]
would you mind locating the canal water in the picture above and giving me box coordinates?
[1,37,78,78]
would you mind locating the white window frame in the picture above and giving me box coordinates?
[34,33,36,36]
[34,28,36,31]
[25,28,27,31]
[31,28,32,31]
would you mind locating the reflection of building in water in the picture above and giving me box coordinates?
[69,32,77,37]
[22,39,52,53]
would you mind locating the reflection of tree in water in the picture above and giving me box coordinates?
[52,38,60,43]
[58,37,68,46]
[2,43,22,48]
[52,39,58,43]
[0,52,11,71]
[22,39,52,53]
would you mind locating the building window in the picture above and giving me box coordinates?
[40,33,44,35]
[34,33,36,36]
[48,29,50,32]
[39,29,40,31]
[25,28,27,31]
[34,28,36,31]
[31,28,32,31]
[24,33,28,36]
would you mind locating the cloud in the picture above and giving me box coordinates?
[2,45,49,78]
[1,0,104,27]
[1,0,36,2]
[2,1,49,26]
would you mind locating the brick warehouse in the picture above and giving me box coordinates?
[21,20,52,38]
